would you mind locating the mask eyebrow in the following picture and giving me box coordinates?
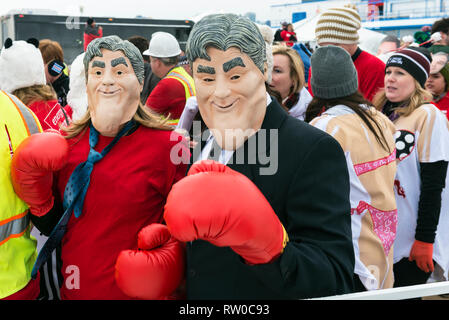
[91,61,105,68]
[197,65,215,74]
[111,57,128,68]
[223,57,246,73]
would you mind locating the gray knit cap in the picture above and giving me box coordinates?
[311,45,358,99]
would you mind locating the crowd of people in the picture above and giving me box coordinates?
[1,7,449,301]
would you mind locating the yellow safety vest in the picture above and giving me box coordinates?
[164,66,196,126]
[0,90,42,299]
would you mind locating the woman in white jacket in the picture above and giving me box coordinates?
[270,45,312,121]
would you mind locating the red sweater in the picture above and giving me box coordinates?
[145,77,187,120]
[28,99,73,132]
[83,27,103,51]
[56,125,188,299]
[281,30,296,47]
[308,49,385,102]
[434,94,449,120]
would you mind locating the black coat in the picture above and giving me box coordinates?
[186,98,355,300]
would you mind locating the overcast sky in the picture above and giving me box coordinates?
[0,0,281,21]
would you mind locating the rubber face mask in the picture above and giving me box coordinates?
[87,49,143,136]
[193,47,268,150]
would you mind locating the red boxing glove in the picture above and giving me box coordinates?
[409,240,434,273]
[164,160,288,265]
[115,223,185,300]
[11,131,69,216]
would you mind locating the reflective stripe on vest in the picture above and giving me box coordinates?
[166,67,196,99]
[164,67,196,126]
[3,91,41,135]
[0,211,30,246]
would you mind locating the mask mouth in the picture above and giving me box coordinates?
[212,99,238,110]
[99,89,121,96]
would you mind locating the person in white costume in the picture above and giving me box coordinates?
[374,46,449,287]
[306,45,397,291]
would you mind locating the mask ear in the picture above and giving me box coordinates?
[263,62,268,82]
[26,38,40,48]
[4,38,13,49]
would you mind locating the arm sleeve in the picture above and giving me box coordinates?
[30,183,64,236]
[415,160,448,243]
[243,135,355,298]
[145,78,186,117]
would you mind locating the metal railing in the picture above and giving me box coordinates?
[311,281,449,300]
[355,0,449,22]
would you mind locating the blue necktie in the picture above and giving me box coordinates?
[31,120,136,279]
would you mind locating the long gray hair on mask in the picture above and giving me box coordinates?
[186,13,267,75]
[83,35,144,84]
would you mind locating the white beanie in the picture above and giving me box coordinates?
[67,52,88,121]
[0,38,46,93]
[315,6,362,45]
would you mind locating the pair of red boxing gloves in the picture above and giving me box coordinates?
[11,132,287,299]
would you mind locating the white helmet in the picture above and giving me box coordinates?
[143,32,181,58]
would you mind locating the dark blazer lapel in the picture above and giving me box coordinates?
[190,97,289,178]
[227,98,289,180]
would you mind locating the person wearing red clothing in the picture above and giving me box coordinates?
[83,18,103,51]
[14,91,72,132]
[144,32,195,125]
[280,24,297,47]
[426,52,449,120]
[11,36,188,299]
[309,6,385,102]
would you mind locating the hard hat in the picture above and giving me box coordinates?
[143,32,181,58]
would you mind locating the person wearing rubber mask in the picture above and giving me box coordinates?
[373,46,449,287]
[10,35,188,300]
[121,13,355,299]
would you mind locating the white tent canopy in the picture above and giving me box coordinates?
[292,14,386,55]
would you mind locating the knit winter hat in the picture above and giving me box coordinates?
[315,6,362,45]
[0,38,46,93]
[385,46,432,88]
[311,45,358,99]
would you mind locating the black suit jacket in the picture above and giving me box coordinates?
[186,98,355,299]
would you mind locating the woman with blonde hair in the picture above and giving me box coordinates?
[270,45,312,120]
[374,46,449,287]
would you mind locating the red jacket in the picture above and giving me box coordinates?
[433,94,449,120]
[145,77,187,120]
[84,27,103,51]
[28,99,73,132]
[281,30,297,47]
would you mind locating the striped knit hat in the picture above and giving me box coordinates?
[385,46,432,88]
[315,7,361,45]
